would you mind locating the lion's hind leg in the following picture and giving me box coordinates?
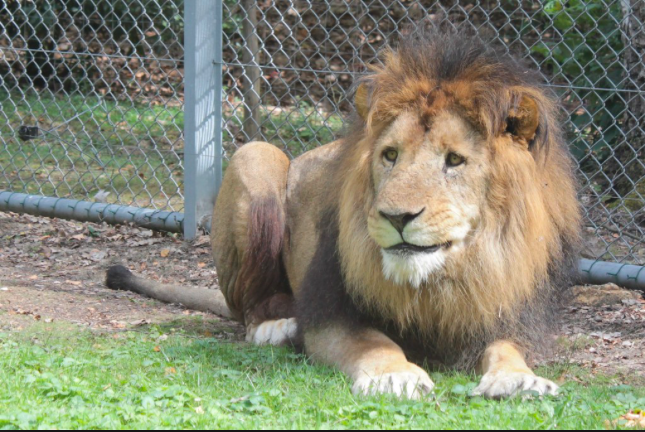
[246,317,298,346]
[244,292,298,346]
[211,142,297,346]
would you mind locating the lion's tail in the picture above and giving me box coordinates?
[105,265,232,318]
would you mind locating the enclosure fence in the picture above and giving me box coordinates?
[0,1,644,280]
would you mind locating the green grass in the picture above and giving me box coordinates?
[227,104,345,156]
[0,90,345,211]
[1,321,643,429]
[622,181,645,213]
[0,90,185,210]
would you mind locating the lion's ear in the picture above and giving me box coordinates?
[506,96,540,144]
[355,83,371,121]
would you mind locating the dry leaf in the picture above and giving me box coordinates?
[193,236,210,247]
[198,262,206,268]
[154,346,161,352]
[160,249,170,258]
[93,190,111,203]
[89,250,107,262]
[608,410,645,429]
[623,411,645,428]
[165,367,176,375]
[41,246,52,258]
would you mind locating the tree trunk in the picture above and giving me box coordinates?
[615,0,645,199]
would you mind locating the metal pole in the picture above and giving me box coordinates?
[1,190,644,291]
[242,0,262,141]
[578,259,645,291]
[0,191,183,232]
[183,0,223,240]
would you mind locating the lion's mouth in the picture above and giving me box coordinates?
[385,241,453,256]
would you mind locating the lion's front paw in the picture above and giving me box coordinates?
[352,366,435,400]
[472,371,559,399]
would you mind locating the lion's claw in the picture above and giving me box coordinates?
[352,370,435,400]
[472,371,559,399]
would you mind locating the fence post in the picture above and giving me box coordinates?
[242,0,262,141]
[183,0,223,240]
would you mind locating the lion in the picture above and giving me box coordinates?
[106,27,581,400]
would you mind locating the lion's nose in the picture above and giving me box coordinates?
[379,209,425,234]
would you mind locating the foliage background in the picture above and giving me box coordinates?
[0,0,642,262]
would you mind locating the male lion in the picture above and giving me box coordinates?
[107,27,581,399]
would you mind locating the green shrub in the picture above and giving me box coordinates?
[532,0,625,172]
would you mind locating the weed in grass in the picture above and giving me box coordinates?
[0,323,644,429]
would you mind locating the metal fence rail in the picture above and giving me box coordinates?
[0,190,184,232]
[0,0,186,213]
[0,1,644,272]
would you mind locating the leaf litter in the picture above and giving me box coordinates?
[0,211,643,380]
[0,212,243,339]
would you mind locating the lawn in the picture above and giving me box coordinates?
[1,321,643,429]
[0,90,185,211]
[0,91,345,213]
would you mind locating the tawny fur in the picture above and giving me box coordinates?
[107,27,581,376]
[334,27,581,360]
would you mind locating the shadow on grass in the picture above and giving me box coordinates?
[127,315,246,343]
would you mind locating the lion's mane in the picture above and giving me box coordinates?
[333,27,581,367]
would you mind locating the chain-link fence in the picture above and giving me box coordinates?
[0,0,185,213]
[0,1,644,267]
[221,0,644,266]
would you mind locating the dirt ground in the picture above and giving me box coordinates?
[0,212,245,340]
[1,211,644,382]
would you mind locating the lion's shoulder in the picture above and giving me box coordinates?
[283,139,346,294]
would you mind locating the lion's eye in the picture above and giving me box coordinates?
[446,152,466,168]
[384,149,398,163]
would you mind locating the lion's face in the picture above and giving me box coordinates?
[336,31,580,342]
[367,111,491,287]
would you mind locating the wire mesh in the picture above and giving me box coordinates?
[0,0,185,211]
[0,1,643,266]
[220,0,645,265]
